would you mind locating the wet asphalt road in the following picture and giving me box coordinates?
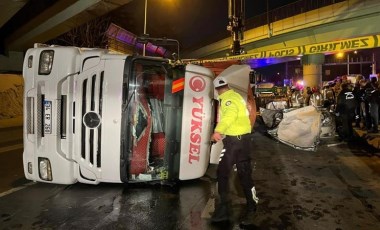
[246,123,380,230]
[0,126,24,193]
[1,121,380,230]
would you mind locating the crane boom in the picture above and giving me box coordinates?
[227,0,245,55]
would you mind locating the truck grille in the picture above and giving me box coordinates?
[80,72,104,168]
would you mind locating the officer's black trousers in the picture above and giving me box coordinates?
[340,113,354,140]
[217,134,255,206]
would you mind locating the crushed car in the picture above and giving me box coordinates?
[260,105,335,151]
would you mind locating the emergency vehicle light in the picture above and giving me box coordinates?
[38,157,52,181]
[38,50,54,75]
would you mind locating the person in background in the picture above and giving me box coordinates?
[367,77,380,133]
[322,82,336,111]
[353,79,363,128]
[333,77,343,99]
[211,76,258,226]
[310,86,322,107]
[335,83,357,141]
[305,86,313,106]
[359,79,371,130]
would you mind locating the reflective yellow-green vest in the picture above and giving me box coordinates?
[215,89,251,136]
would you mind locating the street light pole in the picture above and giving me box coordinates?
[143,0,147,56]
[372,52,376,75]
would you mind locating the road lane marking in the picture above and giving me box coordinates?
[0,182,36,198]
[0,144,23,154]
[327,142,345,147]
[201,197,215,219]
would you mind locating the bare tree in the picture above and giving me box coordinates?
[49,16,112,48]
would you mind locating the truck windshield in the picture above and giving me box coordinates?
[121,59,184,181]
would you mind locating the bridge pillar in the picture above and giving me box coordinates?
[0,51,23,72]
[301,54,325,89]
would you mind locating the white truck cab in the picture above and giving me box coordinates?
[23,44,219,185]
[22,44,252,185]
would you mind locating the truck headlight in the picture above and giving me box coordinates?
[28,162,32,174]
[38,50,54,75]
[28,55,33,68]
[38,157,52,181]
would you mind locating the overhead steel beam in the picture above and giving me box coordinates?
[5,0,132,52]
[0,0,28,28]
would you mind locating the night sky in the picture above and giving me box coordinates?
[111,0,300,52]
[0,0,301,55]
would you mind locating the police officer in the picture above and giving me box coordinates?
[211,76,258,225]
[335,83,357,141]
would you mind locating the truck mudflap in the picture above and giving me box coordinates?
[213,64,251,101]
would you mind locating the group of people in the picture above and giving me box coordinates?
[335,75,380,141]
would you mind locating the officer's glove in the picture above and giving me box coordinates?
[252,187,259,204]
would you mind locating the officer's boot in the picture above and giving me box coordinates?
[355,114,361,128]
[211,194,230,222]
[240,187,258,226]
[240,202,257,226]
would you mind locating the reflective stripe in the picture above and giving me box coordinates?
[219,149,225,162]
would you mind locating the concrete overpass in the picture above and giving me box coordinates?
[1,0,380,72]
[0,0,133,72]
[185,0,380,63]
